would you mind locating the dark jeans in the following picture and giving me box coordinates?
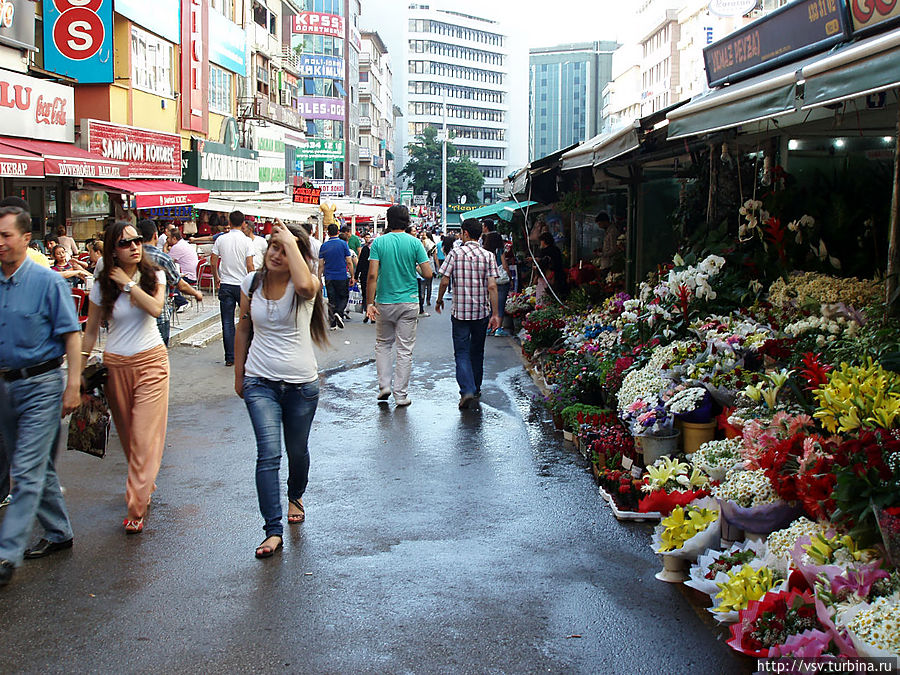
[423,275,433,304]
[325,278,349,324]
[496,282,510,322]
[218,283,241,362]
[0,432,8,498]
[417,279,426,313]
[359,280,369,315]
[451,315,490,396]
[243,377,319,538]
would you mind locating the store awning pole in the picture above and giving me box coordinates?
[351,214,357,235]
[887,94,900,311]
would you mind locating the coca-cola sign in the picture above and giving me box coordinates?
[849,0,900,34]
[85,120,182,179]
[0,70,73,142]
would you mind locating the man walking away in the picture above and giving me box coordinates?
[211,211,253,366]
[435,219,500,410]
[0,205,82,587]
[319,223,353,329]
[365,206,432,406]
[242,221,269,272]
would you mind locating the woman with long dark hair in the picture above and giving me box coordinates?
[233,222,330,559]
[81,222,168,534]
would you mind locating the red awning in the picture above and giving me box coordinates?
[87,179,210,209]
[0,142,44,178]
[0,136,129,178]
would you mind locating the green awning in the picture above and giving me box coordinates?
[800,29,900,110]
[666,60,803,140]
[462,200,537,220]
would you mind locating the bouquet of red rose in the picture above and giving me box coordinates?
[728,590,836,657]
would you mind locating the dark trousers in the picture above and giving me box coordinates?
[218,283,241,362]
[325,278,350,324]
[417,279,426,313]
[0,432,8,498]
[359,280,369,314]
[451,316,490,396]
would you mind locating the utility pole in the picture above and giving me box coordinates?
[441,94,448,235]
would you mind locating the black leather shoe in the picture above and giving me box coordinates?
[24,538,73,559]
[0,560,13,586]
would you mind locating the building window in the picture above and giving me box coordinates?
[210,0,233,21]
[209,65,232,115]
[131,27,173,98]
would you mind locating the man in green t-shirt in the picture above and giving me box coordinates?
[365,205,432,406]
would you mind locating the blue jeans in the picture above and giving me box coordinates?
[219,283,241,362]
[451,316,490,396]
[496,282,510,323]
[0,432,8,498]
[243,377,319,538]
[0,369,73,565]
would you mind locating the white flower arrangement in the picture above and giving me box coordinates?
[783,314,860,344]
[846,594,900,659]
[765,517,829,560]
[665,387,708,415]
[690,438,744,481]
[616,365,671,411]
[710,468,777,508]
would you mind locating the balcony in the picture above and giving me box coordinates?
[281,48,300,74]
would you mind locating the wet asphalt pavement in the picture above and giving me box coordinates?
[0,308,749,674]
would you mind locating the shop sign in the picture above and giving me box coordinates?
[292,182,321,205]
[0,0,36,51]
[114,0,180,43]
[249,124,287,193]
[707,0,757,17]
[311,179,344,197]
[0,70,74,143]
[295,138,344,162]
[208,9,246,76]
[447,203,482,214]
[181,0,209,134]
[43,0,113,83]
[703,0,850,87]
[84,120,181,179]
[291,11,344,38]
[298,96,345,121]
[849,0,900,35]
[183,138,258,191]
[299,54,344,79]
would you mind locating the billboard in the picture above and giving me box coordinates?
[848,0,900,35]
[0,70,74,142]
[298,54,344,79]
[291,12,344,38]
[298,96,345,121]
[295,139,345,162]
[85,120,182,179]
[43,0,114,83]
[114,0,180,43]
[208,9,246,76]
[181,0,209,134]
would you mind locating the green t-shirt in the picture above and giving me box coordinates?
[369,231,429,304]
[348,234,361,255]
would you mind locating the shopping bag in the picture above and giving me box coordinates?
[67,391,110,459]
[348,286,364,313]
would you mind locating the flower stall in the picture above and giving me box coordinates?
[512,232,900,663]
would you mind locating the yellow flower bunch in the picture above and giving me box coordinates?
[713,564,780,613]
[657,505,718,552]
[813,359,900,433]
[803,532,880,567]
[643,456,709,494]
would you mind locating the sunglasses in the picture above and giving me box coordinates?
[116,236,143,249]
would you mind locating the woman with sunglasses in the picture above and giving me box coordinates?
[234,222,329,559]
[81,222,168,534]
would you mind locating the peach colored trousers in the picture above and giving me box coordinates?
[104,345,169,520]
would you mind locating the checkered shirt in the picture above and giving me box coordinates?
[439,241,498,321]
[143,244,181,327]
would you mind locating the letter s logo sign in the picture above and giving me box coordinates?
[52,0,105,61]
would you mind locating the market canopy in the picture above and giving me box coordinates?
[87,179,209,209]
[561,127,640,171]
[800,28,900,110]
[462,200,537,221]
[194,196,319,222]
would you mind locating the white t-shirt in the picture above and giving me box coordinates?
[248,235,268,271]
[212,229,252,286]
[89,270,166,356]
[308,235,321,276]
[240,272,318,384]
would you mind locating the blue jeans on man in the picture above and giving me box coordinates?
[242,377,319,538]
[451,315,490,396]
[0,369,73,566]
[219,283,241,363]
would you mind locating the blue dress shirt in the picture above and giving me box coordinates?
[0,257,80,370]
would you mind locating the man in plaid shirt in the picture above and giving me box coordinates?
[435,219,500,409]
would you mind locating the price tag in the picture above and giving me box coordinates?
[631,465,643,480]
[622,456,633,471]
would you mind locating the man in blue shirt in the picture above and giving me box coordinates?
[318,223,353,329]
[0,205,82,587]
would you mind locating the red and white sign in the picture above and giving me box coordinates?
[85,120,182,179]
[0,70,74,143]
[181,0,208,134]
[292,12,344,38]
[51,0,105,60]
[0,144,44,177]
[89,178,209,209]
[311,179,344,197]
[849,0,900,32]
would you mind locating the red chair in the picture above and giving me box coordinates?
[71,289,88,329]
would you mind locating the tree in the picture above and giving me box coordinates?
[400,126,484,204]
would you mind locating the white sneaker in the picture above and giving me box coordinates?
[334,314,345,329]
[395,396,412,407]
[417,311,430,317]
[0,494,10,508]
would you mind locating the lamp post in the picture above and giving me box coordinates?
[441,94,447,236]
[430,192,437,225]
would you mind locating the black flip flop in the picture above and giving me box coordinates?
[255,536,283,559]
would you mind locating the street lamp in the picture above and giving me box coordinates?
[430,191,437,222]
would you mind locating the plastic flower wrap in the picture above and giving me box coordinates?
[813,359,900,434]
[712,564,784,620]
[791,532,881,591]
[622,397,674,437]
[664,386,712,421]
[651,497,720,560]
[686,539,766,598]
[843,594,900,666]
[638,457,709,514]
[727,590,828,657]
[689,437,744,481]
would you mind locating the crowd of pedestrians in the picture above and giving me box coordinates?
[0,201,508,584]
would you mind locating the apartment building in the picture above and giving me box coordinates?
[359,30,399,199]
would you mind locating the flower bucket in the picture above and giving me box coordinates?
[563,430,574,442]
[718,498,803,535]
[552,412,564,431]
[680,421,717,455]
[637,430,680,466]
[655,554,688,583]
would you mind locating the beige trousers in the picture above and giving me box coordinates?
[104,345,169,519]
[374,302,419,400]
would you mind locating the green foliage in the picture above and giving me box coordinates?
[399,126,484,203]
